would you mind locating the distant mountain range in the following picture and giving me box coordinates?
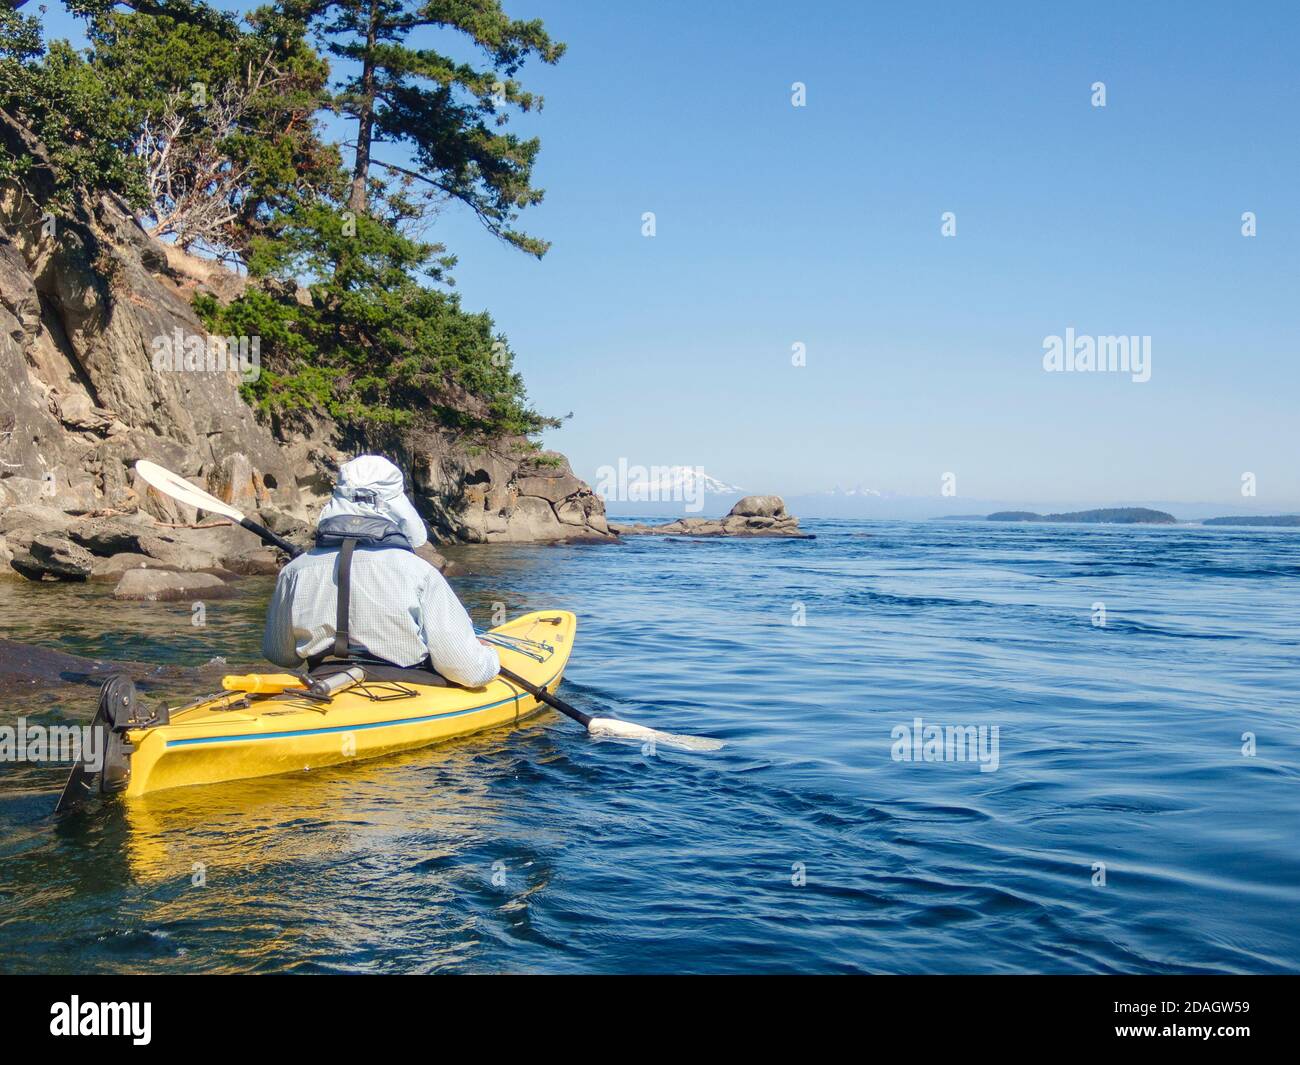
[625,467,741,499]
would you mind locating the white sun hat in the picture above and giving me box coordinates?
[317,454,428,548]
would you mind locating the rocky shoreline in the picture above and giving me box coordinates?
[0,104,614,577]
[0,486,463,598]
[1,489,811,599]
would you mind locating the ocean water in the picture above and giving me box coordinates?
[0,519,1297,974]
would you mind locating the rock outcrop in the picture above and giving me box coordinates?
[9,532,95,580]
[610,496,813,539]
[408,430,612,544]
[0,106,610,581]
[2,502,274,578]
[0,107,306,525]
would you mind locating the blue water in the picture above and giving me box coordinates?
[1,520,1298,973]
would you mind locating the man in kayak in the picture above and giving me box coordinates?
[262,455,500,687]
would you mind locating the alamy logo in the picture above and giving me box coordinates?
[890,717,1000,772]
[593,459,709,513]
[1042,328,1151,383]
[151,328,260,383]
[50,997,151,1045]
[0,719,102,769]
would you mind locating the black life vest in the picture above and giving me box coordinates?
[315,512,414,552]
[315,513,414,660]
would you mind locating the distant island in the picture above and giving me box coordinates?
[986,508,1177,524]
[1202,515,1300,527]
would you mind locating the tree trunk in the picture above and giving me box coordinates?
[348,0,380,216]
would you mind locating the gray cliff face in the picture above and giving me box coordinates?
[410,429,611,544]
[0,107,610,582]
[0,107,302,523]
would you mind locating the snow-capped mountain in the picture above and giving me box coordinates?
[821,484,882,497]
[625,466,741,499]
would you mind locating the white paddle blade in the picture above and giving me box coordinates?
[587,716,725,752]
[134,460,246,523]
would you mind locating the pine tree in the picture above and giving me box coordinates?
[305,1,564,256]
[86,5,337,258]
[51,0,236,35]
[4,0,563,438]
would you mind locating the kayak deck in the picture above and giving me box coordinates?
[122,610,576,798]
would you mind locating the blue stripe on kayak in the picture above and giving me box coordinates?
[164,669,562,749]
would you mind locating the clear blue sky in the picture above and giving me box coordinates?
[40,1,1300,506]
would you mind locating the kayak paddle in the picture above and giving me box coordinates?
[134,460,300,558]
[132,461,724,753]
[496,664,723,752]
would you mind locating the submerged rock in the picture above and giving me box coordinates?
[0,635,132,694]
[610,496,813,539]
[90,551,165,580]
[0,634,228,698]
[113,569,235,602]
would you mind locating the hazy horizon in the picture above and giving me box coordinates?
[601,487,1300,523]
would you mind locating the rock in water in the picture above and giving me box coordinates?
[730,495,788,518]
[609,496,813,539]
[114,570,234,602]
[90,552,165,580]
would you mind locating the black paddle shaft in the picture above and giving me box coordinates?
[498,665,591,728]
[239,517,302,558]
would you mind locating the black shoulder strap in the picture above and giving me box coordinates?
[334,536,357,660]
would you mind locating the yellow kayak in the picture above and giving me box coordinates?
[119,610,576,799]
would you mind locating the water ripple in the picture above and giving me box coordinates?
[1,519,1298,972]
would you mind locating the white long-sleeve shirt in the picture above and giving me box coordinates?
[262,545,499,687]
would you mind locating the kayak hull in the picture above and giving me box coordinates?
[121,610,575,798]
